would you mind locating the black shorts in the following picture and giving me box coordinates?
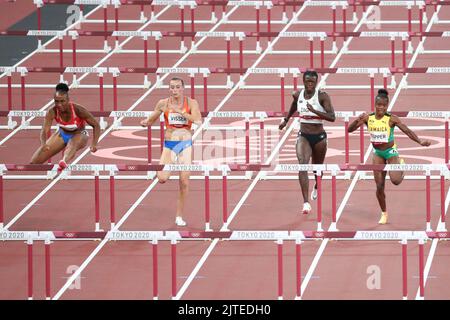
[298,131,327,148]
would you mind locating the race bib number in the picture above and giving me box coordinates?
[168,113,188,126]
[370,132,389,143]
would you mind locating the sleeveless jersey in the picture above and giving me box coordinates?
[164,97,192,130]
[367,112,394,145]
[297,89,326,124]
[55,103,86,132]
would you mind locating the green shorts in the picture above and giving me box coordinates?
[373,145,399,160]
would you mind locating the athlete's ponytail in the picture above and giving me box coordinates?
[376,88,389,101]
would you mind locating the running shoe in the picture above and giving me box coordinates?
[378,212,388,225]
[175,216,187,227]
[311,185,318,201]
[302,202,312,215]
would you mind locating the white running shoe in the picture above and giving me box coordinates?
[175,216,187,227]
[311,185,318,201]
[302,202,312,215]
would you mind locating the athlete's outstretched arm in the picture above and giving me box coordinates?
[391,115,431,146]
[348,113,368,133]
[141,100,164,127]
[279,91,299,130]
[307,91,336,122]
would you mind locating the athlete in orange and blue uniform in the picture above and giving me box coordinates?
[163,96,193,155]
[348,89,431,224]
[30,83,100,171]
[141,77,202,226]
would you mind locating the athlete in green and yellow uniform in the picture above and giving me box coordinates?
[348,89,431,225]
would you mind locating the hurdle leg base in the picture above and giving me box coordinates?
[317,223,323,232]
[99,117,108,130]
[436,224,447,232]
[190,43,197,53]
[277,296,283,300]
[426,223,432,232]
[47,170,57,180]
[7,120,17,130]
[111,223,116,230]
[221,224,230,232]
[95,223,103,232]
[417,42,424,54]
[402,296,407,300]
[0,223,3,231]
[59,171,69,179]
[390,76,397,89]
[332,42,338,54]
[294,296,302,300]
[180,41,188,54]
[256,42,262,53]
[153,297,159,300]
[37,39,44,51]
[205,223,212,232]
[140,12,147,22]
[399,78,408,89]
[417,296,425,300]
[226,77,234,89]
[259,171,267,180]
[210,12,218,23]
[28,297,33,301]
[144,76,151,88]
[281,12,288,23]
[352,12,358,24]
[72,75,79,88]
[407,41,414,54]
[328,224,339,232]
[115,41,121,51]
[46,297,51,300]
[103,41,111,52]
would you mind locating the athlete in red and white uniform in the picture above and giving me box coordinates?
[30,83,100,171]
[141,77,202,227]
[279,71,336,217]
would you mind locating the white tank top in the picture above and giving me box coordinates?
[297,89,325,124]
